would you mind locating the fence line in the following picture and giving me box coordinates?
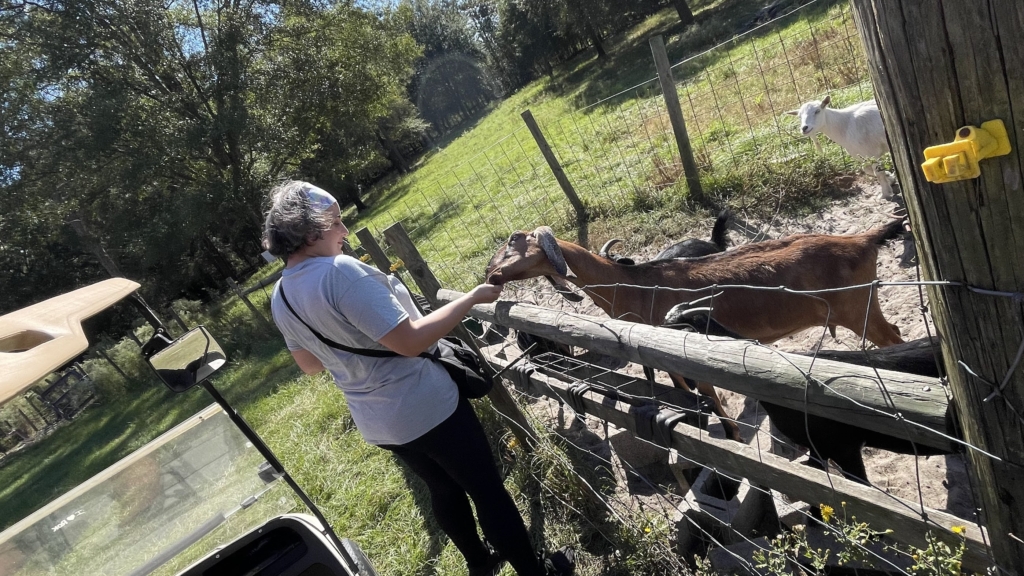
[438,285,996,570]
[339,0,884,303]
[487,344,989,571]
[256,0,1003,569]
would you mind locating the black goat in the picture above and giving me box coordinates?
[599,210,731,264]
[662,304,953,484]
[653,209,731,260]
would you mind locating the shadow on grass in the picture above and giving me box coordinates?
[345,103,500,228]
[0,344,302,533]
[544,0,840,112]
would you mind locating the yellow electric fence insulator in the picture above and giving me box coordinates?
[921,119,1011,184]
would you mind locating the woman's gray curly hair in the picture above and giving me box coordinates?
[262,180,336,258]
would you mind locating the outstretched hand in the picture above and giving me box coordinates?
[467,283,503,305]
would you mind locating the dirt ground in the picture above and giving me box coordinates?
[499,177,978,530]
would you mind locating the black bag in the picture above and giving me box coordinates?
[279,284,493,399]
[433,337,494,399]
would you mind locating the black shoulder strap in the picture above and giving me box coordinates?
[278,281,401,358]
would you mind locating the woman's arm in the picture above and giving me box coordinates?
[377,283,503,357]
[291,348,326,375]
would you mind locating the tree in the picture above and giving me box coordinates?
[1,0,420,313]
[400,0,496,132]
[672,0,694,27]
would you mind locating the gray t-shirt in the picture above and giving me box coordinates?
[270,255,458,446]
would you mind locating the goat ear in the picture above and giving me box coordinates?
[821,95,831,108]
[784,109,799,116]
[535,226,568,276]
[545,276,584,302]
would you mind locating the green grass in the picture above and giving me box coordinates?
[342,0,871,293]
[2,1,882,574]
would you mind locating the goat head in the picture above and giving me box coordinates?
[485,227,582,302]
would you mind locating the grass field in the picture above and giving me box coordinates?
[0,1,881,574]
[341,0,872,293]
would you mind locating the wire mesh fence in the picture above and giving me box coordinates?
[460,271,998,572]
[330,0,1019,571]
[348,0,883,298]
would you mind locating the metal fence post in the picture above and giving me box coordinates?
[650,35,704,203]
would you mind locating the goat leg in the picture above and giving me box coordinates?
[668,373,743,442]
[867,162,894,200]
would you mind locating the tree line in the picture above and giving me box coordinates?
[0,0,694,323]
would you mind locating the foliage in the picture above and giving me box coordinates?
[0,0,419,317]
[399,0,496,132]
[752,502,967,576]
[904,531,966,576]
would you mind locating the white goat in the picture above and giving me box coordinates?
[787,96,894,200]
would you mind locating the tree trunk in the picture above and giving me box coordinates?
[851,1,1024,570]
[343,176,368,212]
[379,133,408,174]
[588,26,607,59]
[673,0,694,27]
[203,235,238,281]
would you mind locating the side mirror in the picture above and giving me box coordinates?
[147,326,227,393]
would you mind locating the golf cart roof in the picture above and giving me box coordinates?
[0,277,140,405]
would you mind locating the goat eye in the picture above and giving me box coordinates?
[508,232,523,244]
[814,109,820,115]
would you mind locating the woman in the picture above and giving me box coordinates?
[263,181,575,576]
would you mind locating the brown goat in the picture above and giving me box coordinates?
[485,221,906,441]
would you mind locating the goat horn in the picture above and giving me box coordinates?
[675,306,713,320]
[599,238,622,258]
[535,226,568,277]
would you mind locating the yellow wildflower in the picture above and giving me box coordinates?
[819,504,834,523]
[951,525,966,535]
[359,254,371,263]
[390,259,405,272]
[644,526,652,533]
[507,437,519,449]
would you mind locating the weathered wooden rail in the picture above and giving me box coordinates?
[436,290,954,452]
[484,340,987,569]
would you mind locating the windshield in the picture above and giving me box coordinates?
[0,404,297,576]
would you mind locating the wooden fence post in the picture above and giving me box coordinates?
[26,394,52,425]
[227,277,274,330]
[97,349,130,381]
[355,227,428,317]
[851,1,1024,570]
[650,35,704,204]
[165,305,189,334]
[354,228,393,274]
[521,109,589,245]
[382,222,539,448]
[17,408,37,434]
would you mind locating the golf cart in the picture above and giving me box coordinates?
[0,278,378,576]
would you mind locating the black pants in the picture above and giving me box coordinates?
[381,398,542,576]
